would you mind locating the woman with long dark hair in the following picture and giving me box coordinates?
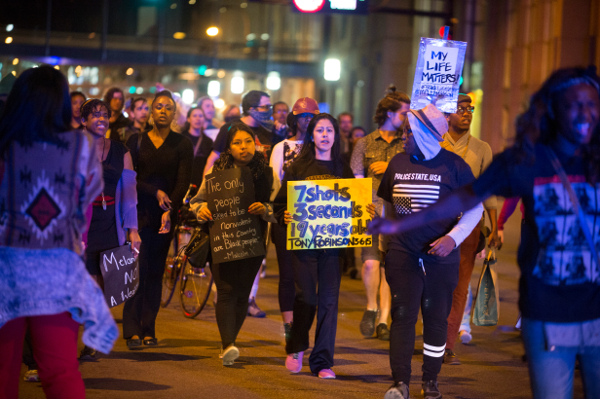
[190,122,279,366]
[369,67,600,399]
[0,66,117,398]
[181,107,213,187]
[274,113,355,379]
[123,90,193,349]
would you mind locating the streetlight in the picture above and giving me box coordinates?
[324,58,341,81]
[206,27,219,37]
[266,71,281,91]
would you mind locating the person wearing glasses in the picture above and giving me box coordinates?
[439,93,498,365]
[203,90,274,317]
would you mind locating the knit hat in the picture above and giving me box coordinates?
[407,104,448,160]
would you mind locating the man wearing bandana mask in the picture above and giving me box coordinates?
[204,90,274,175]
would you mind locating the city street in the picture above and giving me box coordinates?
[18,211,585,399]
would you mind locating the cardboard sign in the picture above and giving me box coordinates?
[286,178,372,250]
[205,167,265,263]
[410,37,468,113]
[100,245,139,308]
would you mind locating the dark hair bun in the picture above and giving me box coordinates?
[386,85,397,95]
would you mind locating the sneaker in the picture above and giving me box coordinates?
[421,380,442,398]
[360,309,379,337]
[79,345,97,361]
[443,349,460,365]
[23,369,39,382]
[376,323,390,341]
[285,351,304,373]
[459,330,472,344]
[247,298,266,318]
[283,323,292,345]
[317,369,336,379]
[384,382,409,399]
[220,345,239,366]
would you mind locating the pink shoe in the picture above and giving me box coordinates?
[285,352,303,373]
[318,369,336,379]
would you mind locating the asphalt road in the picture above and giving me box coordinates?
[18,209,585,398]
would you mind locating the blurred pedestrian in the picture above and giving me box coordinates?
[369,67,600,399]
[351,87,409,341]
[79,98,141,360]
[272,101,290,144]
[70,91,86,130]
[123,90,193,349]
[440,93,498,363]
[274,113,357,379]
[191,122,278,366]
[104,87,130,135]
[112,97,151,144]
[269,97,319,344]
[181,107,213,187]
[337,112,353,154]
[222,104,241,124]
[0,65,117,399]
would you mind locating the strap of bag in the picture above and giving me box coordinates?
[193,133,203,157]
[544,145,600,270]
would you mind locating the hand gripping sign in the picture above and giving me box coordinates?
[287,178,372,250]
[410,37,468,113]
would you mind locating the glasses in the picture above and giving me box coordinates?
[456,106,475,115]
[255,104,273,111]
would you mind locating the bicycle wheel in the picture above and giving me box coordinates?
[160,247,182,308]
[180,258,213,318]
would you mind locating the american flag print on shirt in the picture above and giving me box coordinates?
[393,184,440,214]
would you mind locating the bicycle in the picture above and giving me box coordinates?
[160,185,213,318]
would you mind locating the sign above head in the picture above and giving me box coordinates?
[410,37,468,114]
[292,0,369,14]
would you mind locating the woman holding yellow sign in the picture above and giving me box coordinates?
[274,113,362,379]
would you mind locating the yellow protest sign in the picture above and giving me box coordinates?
[286,178,372,250]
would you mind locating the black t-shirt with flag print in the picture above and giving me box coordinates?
[378,149,475,263]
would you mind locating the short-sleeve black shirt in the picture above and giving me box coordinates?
[378,149,475,263]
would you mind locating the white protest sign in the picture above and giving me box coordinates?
[410,38,467,113]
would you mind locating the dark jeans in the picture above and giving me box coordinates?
[271,222,295,313]
[22,328,37,370]
[123,227,173,339]
[212,256,263,348]
[385,250,458,385]
[286,248,342,374]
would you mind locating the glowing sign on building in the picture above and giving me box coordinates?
[293,0,368,14]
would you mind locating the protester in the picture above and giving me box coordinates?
[372,104,483,399]
[350,87,409,340]
[439,94,498,363]
[104,87,130,135]
[182,107,214,188]
[79,98,141,360]
[272,101,290,144]
[0,65,117,398]
[111,97,151,144]
[341,126,366,165]
[269,97,319,343]
[197,96,223,130]
[191,122,279,366]
[70,91,86,130]
[337,112,353,154]
[369,67,600,399]
[123,90,193,349]
[222,104,241,124]
[274,113,357,379]
[203,91,275,317]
